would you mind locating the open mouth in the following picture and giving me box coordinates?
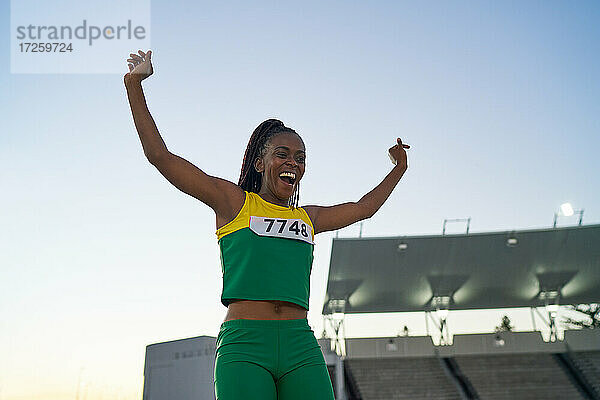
[279,171,296,187]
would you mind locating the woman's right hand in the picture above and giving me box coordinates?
[124,49,153,85]
[388,137,410,172]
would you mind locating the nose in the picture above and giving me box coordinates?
[285,156,298,168]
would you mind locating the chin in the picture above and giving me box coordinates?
[275,184,294,198]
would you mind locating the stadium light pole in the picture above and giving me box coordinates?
[534,289,561,342]
[425,308,450,346]
[426,295,452,345]
[553,203,584,228]
[442,218,471,235]
[324,299,347,356]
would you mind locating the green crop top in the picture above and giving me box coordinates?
[215,191,315,310]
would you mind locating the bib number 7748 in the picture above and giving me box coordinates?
[249,216,314,244]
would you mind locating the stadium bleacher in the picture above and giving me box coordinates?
[345,357,461,400]
[570,351,600,398]
[341,331,600,400]
[454,353,584,399]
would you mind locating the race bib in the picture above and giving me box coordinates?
[249,216,314,244]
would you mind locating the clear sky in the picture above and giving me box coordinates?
[1,1,599,399]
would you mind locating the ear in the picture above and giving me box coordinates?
[254,157,264,173]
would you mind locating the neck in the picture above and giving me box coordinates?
[257,188,290,207]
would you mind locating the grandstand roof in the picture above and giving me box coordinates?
[322,224,600,314]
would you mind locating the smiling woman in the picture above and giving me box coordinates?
[238,119,306,209]
[124,49,410,400]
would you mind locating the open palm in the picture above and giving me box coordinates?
[125,49,153,82]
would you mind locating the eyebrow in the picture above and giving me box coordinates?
[274,146,305,154]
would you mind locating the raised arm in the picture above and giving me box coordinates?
[303,138,410,235]
[124,50,244,220]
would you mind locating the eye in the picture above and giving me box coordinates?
[277,152,287,158]
[297,156,306,163]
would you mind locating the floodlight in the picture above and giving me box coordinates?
[494,334,505,347]
[506,231,518,247]
[560,203,574,217]
[386,339,398,351]
[538,290,560,300]
[431,295,451,308]
[547,304,559,313]
[553,203,584,227]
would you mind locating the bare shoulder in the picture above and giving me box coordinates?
[300,202,367,235]
[150,152,245,220]
[212,177,246,223]
[301,205,321,225]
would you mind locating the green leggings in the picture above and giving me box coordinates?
[214,318,335,400]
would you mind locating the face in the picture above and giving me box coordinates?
[254,133,306,202]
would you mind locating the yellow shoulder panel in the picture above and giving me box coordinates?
[296,206,314,231]
[215,191,250,240]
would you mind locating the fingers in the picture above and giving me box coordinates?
[396,137,410,149]
[126,50,151,74]
[130,50,151,61]
[127,50,151,68]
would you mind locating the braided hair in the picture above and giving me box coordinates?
[238,119,303,208]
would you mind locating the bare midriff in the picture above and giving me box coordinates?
[224,299,308,322]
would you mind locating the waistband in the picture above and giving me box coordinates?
[220,318,309,329]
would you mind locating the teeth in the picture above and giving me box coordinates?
[279,172,296,179]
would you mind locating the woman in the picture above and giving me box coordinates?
[125,49,409,400]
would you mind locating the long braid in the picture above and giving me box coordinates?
[291,181,300,209]
[238,119,303,208]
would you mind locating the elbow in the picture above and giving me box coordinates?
[359,202,376,220]
[146,151,169,166]
[146,154,160,166]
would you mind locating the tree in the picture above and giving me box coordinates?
[495,315,514,332]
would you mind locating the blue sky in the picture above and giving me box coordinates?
[1,1,599,399]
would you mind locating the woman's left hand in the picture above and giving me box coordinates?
[388,137,410,171]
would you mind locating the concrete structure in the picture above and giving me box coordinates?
[142,336,216,400]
